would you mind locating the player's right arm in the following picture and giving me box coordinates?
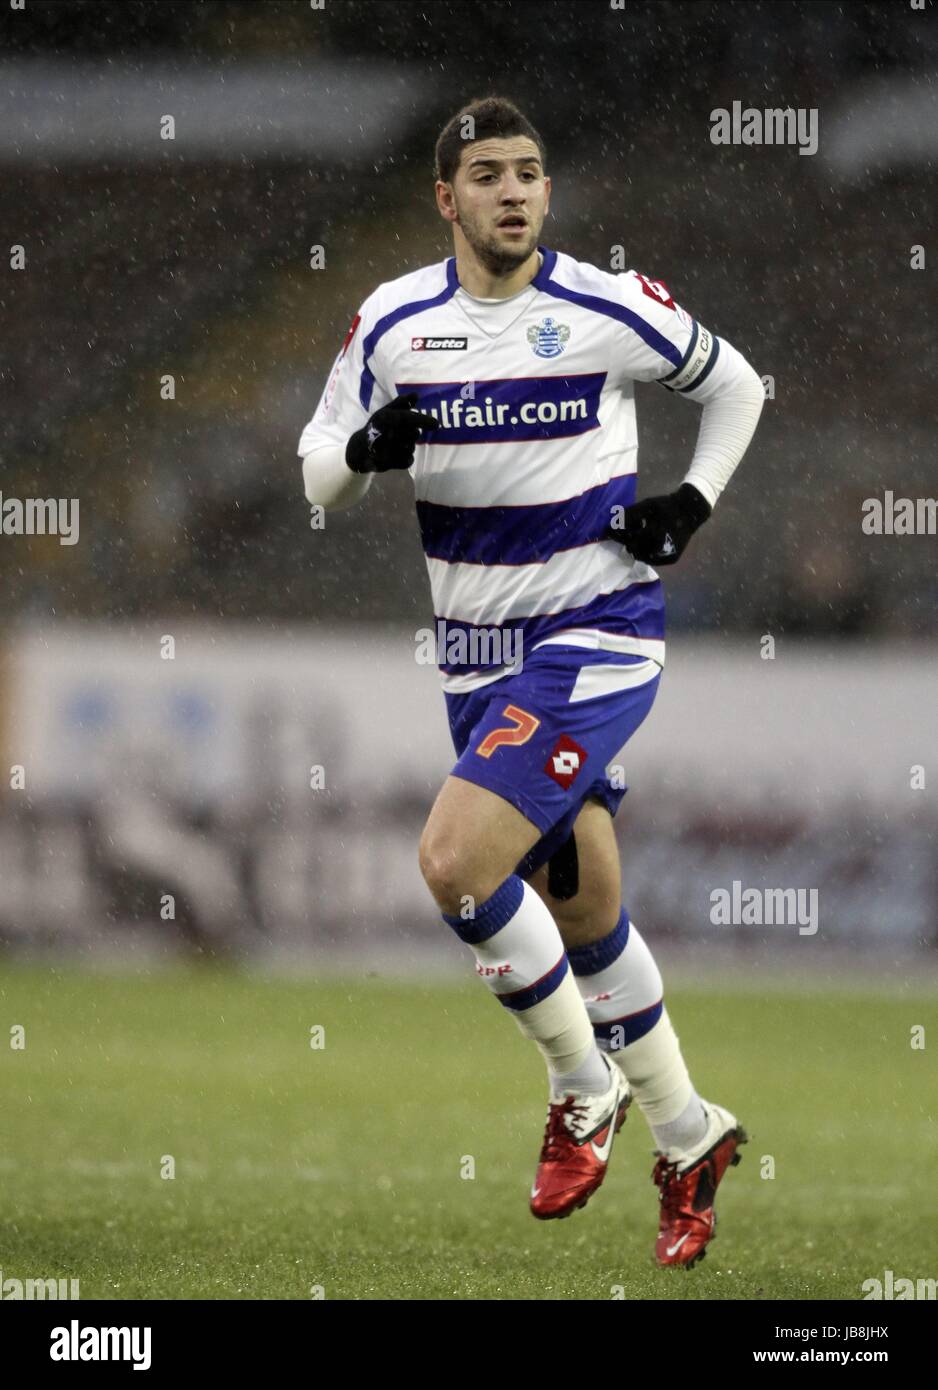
[298,298,434,510]
[298,302,378,510]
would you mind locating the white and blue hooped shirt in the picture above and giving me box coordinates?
[298,247,722,690]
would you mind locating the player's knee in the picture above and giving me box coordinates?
[418,825,501,916]
[418,827,464,913]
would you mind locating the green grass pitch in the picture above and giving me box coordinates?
[0,962,932,1300]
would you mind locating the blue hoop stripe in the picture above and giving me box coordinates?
[442,874,524,945]
[498,954,569,1011]
[594,999,663,1047]
[567,908,630,977]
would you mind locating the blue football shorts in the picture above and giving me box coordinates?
[444,643,661,879]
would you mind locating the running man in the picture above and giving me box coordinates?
[299,96,764,1266]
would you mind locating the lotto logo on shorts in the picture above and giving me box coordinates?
[544,734,588,789]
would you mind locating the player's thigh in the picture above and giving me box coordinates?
[419,773,542,907]
[528,797,622,946]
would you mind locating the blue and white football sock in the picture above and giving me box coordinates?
[567,908,708,1151]
[443,875,611,1096]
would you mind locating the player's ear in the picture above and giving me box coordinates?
[543,174,551,216]
[435,179,457,224]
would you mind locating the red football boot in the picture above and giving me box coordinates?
[652,1101,747,1267]
[530,1056,631,1220]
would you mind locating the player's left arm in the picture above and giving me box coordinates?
[608,271,765,566]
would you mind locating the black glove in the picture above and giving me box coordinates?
[345,393,438,474]
[606,482,712,565]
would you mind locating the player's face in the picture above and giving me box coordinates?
[442,136,550,274]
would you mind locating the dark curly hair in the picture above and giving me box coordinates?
[434,96,547,183]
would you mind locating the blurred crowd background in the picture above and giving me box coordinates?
[2,0,936,632]
[0,1,935,960]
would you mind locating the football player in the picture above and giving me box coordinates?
[299,97,763,1267]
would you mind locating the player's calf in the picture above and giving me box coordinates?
[421,782,622,1219]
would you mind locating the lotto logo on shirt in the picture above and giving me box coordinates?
[544,734,588,789]
[411,336,468,350]
[393,374,605,444]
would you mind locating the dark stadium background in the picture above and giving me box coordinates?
[0,0,935,1306]
[3,0,935,631]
